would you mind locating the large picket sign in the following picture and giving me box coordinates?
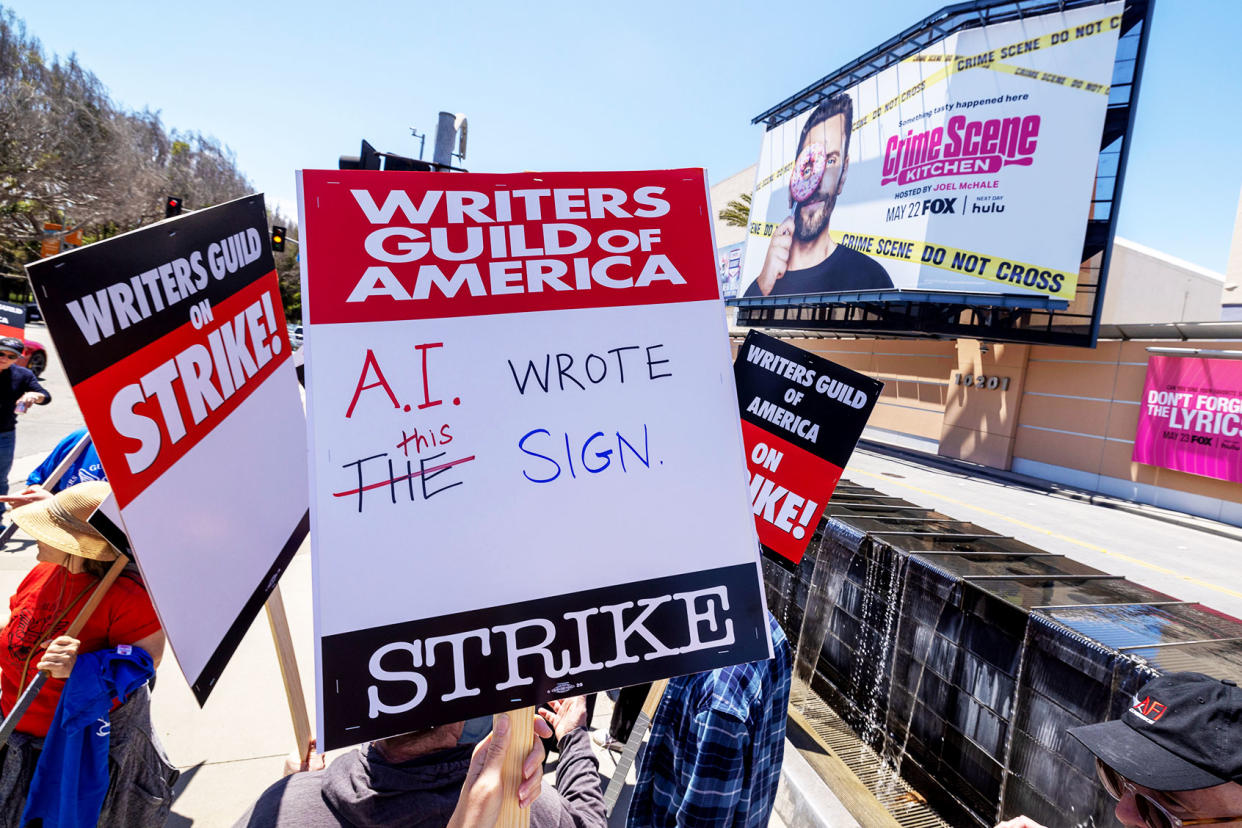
[25,196,309,702]
[298,168,771,750]
[734,331,882,566]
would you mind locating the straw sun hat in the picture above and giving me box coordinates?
[11,480,117,561]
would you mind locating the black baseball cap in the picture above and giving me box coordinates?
[1069,672,1242,791]
[0,337,22,356]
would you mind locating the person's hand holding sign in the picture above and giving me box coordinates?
[37,635,81,679]
[448,713,554,827]
[755,217,795,296]
[538,695,588,744]
[0,484,52,510]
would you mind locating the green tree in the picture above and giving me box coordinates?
[718,192,752,228]
[0,6,254,298]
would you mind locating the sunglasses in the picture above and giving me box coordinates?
[1096,759,1241,827]
[0,351,20,359]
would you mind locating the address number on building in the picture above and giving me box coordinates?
[953,372,1011,391]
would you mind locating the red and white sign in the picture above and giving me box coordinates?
[25,196,308,702]
[299,169,771,749]
[733,331,881,566]
[742,420,841,562]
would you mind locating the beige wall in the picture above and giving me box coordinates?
[748,334,1242,526]
[940,341,1029,469]
[709,166,756,249]
[771,337,955,441]
[1224,187,1242,319]
[1102,238,1224,324]
[1013,340,1242,523]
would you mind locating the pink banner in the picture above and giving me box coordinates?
[1133,356,1242,483]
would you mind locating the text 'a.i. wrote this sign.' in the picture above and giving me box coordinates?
[734,331,883,567]
[25,195,309,703]
[298,168,772,749]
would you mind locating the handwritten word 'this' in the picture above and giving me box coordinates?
[508,344,670,395]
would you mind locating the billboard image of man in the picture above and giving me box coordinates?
[744,94,893,297]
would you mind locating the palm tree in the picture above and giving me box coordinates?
[718,193,752,228]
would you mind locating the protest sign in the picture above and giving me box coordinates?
[0,301,24,338]
[298,168,771,749]
[25,195,309,702]
[1133,355,1242,484]
[734,331,882,566]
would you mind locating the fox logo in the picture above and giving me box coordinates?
[1130,695,1168,724]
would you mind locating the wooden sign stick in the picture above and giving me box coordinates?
[0,432,92,545]
[603,678,670,816]
[0,552,129,746]
[264,583,314,763]
[495,706,536,828]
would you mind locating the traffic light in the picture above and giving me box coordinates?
[339,140,431,171]
[271,226,286,253]
[339,140,381,170]
[165,196,183,218]
[382,154,432,172]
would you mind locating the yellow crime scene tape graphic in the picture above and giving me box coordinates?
[755,162,794,193]
[744,222,1078,299]
[751,13,1119,195]
[853,14,1119,131]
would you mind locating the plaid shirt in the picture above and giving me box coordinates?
[626,612,792,828]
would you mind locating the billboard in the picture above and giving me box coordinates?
[740,2,1124,304]
[1133,355,1242,485]
[718,242,744,300]
[298,168,771,749]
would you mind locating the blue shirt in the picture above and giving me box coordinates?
[627,612,792,828]
[23,647,155,828]
[27,429,104,492]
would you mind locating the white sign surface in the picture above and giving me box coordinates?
[299,168,771,749]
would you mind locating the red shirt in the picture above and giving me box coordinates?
[0,562,161,737]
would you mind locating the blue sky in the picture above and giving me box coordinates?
[7,0,1238,273]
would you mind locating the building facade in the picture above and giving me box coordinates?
[712,168,1241,527]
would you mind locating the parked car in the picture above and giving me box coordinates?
[17,338,46,376]
[288,324,303,347]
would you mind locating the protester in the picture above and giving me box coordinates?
[235,696,607,827]
[0,481,176,826]
[626,611,792,827]
[995,671,1242,828]
[27,428,103,493]
[0,336,50,520]
[0,429,104,519]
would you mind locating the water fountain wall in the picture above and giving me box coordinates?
[772,482,1242,827]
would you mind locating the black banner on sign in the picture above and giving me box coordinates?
[320,562,768,749]
[27,196,273,386]
[734,331,883,567]
[735,331,883,468]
